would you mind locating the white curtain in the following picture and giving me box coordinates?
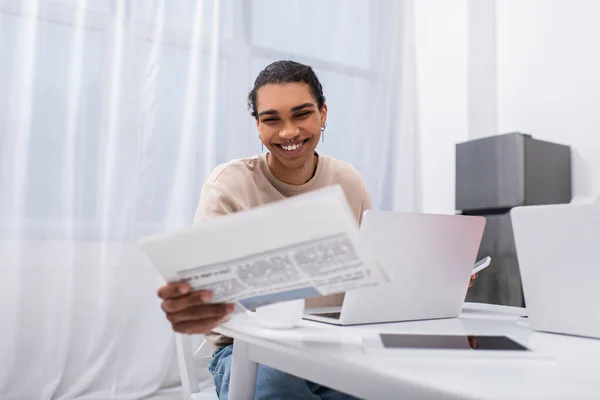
[0,0,416,398]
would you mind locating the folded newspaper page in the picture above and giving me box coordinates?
[139,185,389,310]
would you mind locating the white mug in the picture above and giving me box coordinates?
[249,299,305,329]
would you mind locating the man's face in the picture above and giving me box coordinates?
[256,82,327,169]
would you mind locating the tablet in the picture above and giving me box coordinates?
[362,333,551,360]
[379,334,528,351]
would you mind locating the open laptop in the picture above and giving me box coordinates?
[511,197,600,339]
[303,210,486,325]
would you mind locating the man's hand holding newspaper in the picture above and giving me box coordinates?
[141,185,389,335]
[157,282,234,334]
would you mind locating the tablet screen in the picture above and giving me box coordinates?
[379,334,529,351]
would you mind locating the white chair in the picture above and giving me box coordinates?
[175,333,219,400]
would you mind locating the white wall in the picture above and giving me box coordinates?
[467,0,496,138]
[398,0,599,212]
[494,0,600,199]
[413,0,469,214]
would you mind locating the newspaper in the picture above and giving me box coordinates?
[139,185,388,310]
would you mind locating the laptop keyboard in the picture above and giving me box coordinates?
[313,312,341,319]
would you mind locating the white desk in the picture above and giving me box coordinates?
[214,303,600,399]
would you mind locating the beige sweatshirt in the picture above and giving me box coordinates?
[193,152,372,347]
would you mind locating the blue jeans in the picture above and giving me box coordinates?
[208,345,359,400]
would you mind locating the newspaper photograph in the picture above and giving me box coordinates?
[139,185,388,310]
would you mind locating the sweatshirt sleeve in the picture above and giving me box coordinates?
[192,181,239,224]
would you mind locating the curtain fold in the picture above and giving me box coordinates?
[0,1,417,398]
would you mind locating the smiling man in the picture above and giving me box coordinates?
[157,60,371,399]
